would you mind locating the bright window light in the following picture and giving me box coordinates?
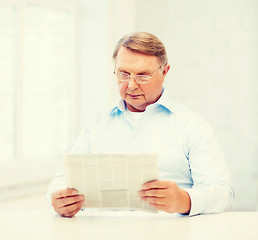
[0,6,16,162]
[0,1,77,163]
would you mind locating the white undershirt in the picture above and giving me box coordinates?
[124,109,148,127]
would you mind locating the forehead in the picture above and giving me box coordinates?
[116,46,159,72]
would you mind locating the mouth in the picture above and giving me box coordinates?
[127,93,142,98]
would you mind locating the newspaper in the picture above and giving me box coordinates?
[64,153,158,212]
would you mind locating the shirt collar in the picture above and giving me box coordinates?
[147,89,175,113]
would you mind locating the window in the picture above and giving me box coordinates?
[0,0,77,164]
[0,6,16,162]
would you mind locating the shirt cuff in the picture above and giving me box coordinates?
[183,188,207,216]
[46,176,66,204]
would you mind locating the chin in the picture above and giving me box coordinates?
[128,103,146,112]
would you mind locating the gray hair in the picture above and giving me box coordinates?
[112,32,168,66]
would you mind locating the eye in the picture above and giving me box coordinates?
[120,72,129,77]
[136,75,150,82]
[117,72,130,81]
[137,72,150,76]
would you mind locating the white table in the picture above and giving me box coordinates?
[0,210,257,240]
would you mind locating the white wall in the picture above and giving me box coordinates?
[77,0,111,128]
[78,0,258,210]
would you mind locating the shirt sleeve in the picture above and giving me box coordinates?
[182,114,234,216]
[46,168,66,204]
[46,125,91,203]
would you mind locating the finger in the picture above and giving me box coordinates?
[140,196,166,205]
[62,206,82,218]
[53,189,78,199]
[142,180,169,190]
[139,189,166,198]
[58,200,84,215]
[56,195,85,208]
[149,203,172,213]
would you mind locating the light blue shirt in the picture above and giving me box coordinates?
[48,90,234,216]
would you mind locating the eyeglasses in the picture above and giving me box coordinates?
[114,66,162,84]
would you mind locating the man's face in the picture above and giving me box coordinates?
[115,46,170,112]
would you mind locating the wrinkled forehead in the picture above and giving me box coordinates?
[115,46,160,72]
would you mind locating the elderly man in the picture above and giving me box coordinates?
[48,32,234,217]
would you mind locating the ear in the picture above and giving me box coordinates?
[162,64,170,78]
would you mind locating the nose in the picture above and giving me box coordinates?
[127,77,138,90]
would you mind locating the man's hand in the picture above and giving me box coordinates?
[51,189,85,218]
[138,180,191,214]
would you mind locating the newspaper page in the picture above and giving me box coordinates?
[64,153,158,212]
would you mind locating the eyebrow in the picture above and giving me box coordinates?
[117,67,151,75]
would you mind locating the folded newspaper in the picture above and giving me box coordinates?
[64,153,158,212]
